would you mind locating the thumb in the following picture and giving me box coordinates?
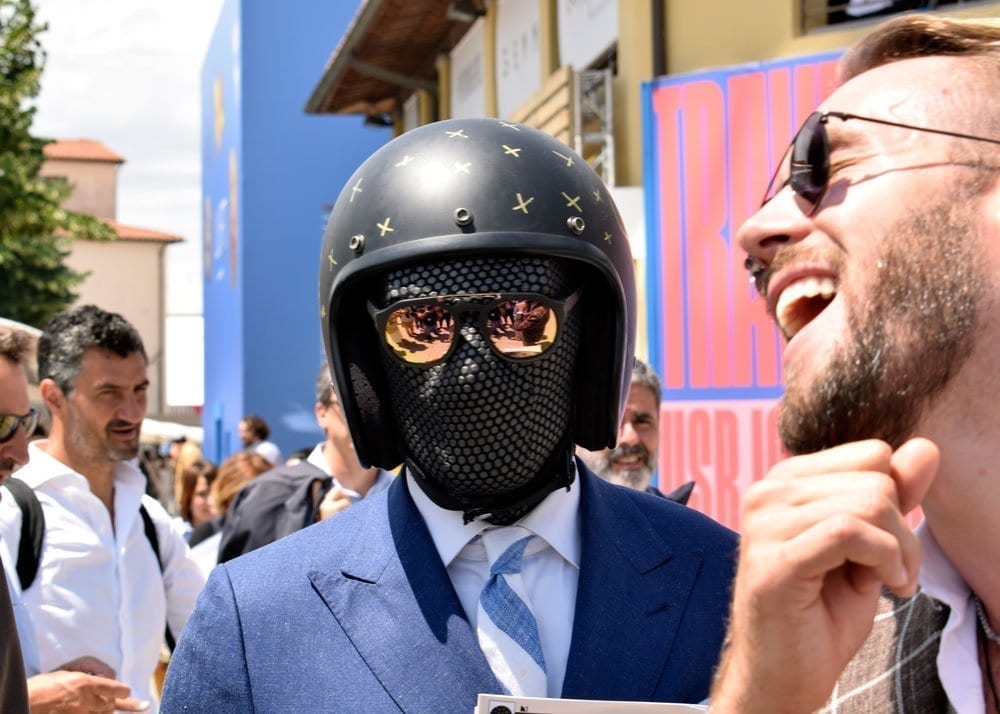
[890,437,939,514]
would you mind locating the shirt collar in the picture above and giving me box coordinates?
[306,443,331,475]
[17,440,145,493]
[408,467,581,571]
[917,520,970,608]
[306,442,393,499]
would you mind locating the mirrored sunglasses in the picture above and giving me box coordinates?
[761,110,1000,215]
[0,408,38,443]
[368,290,582,366]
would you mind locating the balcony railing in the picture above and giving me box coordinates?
[801,0,978,33]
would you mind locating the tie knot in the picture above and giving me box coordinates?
[480,526,535,576]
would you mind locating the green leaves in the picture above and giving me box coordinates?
[0,0,115,327]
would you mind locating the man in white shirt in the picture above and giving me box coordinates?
[709,14,1000,713]
[0,306,205,712]
[237,413,282,465]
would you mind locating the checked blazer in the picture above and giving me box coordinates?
[819,590,954,713]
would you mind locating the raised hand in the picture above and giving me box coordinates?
[710,438,939,713]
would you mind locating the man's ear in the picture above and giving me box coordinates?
[314,401,331,434]
[39,378,65,415]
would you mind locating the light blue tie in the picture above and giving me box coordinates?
[477,527,547,697]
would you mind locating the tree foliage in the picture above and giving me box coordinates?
[0,0,115,328]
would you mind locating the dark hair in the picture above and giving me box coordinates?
[315,365,334,407]
[0,330,31,366]
[177,459,218,523]
[37,305,147,394]
[841,14,1000,81]
[241,414,270,440]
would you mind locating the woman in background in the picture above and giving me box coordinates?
[189,452,272,577]
[173,459,218,541]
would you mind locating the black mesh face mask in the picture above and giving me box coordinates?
[374,256,581,523]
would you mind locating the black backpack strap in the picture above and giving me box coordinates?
[138,504,176,653]
[5,477,44,591]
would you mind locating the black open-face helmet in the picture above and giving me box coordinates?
[318,118,636,469]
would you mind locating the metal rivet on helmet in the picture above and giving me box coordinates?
[566,216,585,235]
[348,234,365,253]
[454,207,474,226]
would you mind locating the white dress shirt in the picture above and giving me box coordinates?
[306,443,393,501]
[408,470,581,698]
[0,441,206,711]
[917,521,986,714]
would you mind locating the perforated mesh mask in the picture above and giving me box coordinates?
[375,255,580,523]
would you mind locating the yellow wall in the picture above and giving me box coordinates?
[666,1,1000,73]
[615,0,654,188]
[610,1,1000,185]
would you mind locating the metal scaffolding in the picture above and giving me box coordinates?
[573,68,615,187]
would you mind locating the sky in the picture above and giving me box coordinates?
[32,0,225,405]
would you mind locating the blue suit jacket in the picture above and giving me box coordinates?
[161,465,737,712]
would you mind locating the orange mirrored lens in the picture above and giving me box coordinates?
[486,299,557,358]
[383,305,456,364]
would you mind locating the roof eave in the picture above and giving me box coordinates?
[304,0,388,115]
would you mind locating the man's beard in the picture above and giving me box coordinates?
[585,444,654,491]
[780,196,986,454]
[67,404,140,463]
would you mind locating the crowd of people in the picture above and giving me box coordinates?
[0,12,996,713]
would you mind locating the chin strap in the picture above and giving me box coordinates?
[406,439,577,525]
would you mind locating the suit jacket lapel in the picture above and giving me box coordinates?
[308,476,502,712]
[561,466,705,701]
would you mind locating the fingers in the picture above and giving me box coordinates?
[318,486,352,521]
[779,511,911,591]
[768,439,893,482]
[890,437,939,515]
[741,437,937,598]
[114,696,151,712]
[81,676,132,702]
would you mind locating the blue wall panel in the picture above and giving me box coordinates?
[202,0,390,463]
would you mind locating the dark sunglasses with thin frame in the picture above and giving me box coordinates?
[747,110,1000,295]
[0,408,38,443]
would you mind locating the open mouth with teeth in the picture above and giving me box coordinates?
[775,276,837,340]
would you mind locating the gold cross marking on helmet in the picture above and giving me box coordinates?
[377,217,395,236]
[446,129,469,139]
[350,178,363,202]
[328,251,337,270]
[395,155,414,167]
[512,193,534,214]
[320,305,327,318]
[552,151,574,167]
[603,232,612,243]
[499,121,520,131]
[453,162,471,174]
[502,144,521,157]
[593,190,603,202]
[562,192,582,212]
